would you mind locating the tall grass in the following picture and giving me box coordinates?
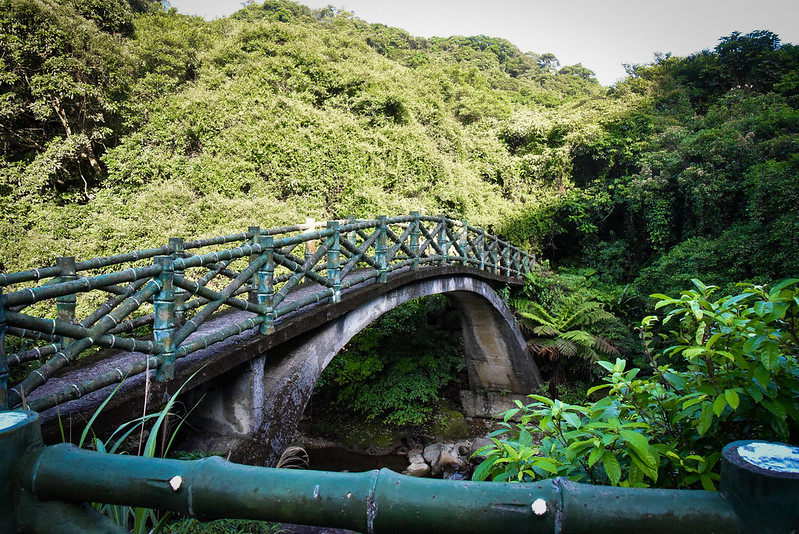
[70,372,200,534]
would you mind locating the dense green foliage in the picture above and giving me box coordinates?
[543,30,799,294]
[0,0,602,272]
[474,279,799,488]
[311,296,464,426]
[1,2,795,301]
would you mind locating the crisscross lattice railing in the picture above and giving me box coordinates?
[0,213,535,413]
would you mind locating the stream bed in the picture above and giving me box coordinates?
[306,446,409,473]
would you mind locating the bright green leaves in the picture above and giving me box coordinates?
[510,284,619,367]
[476,279,799,490]
[473,389,661,487]
[601,451,621,486]
[724,389,740,410]
[648,279,799,441]
[754,364,771,388]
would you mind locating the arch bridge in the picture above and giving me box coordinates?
[0,213,542,463]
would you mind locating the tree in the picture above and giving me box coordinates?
[512,295,618,363]
[715,30,782,91]
[558,63,597,82]
[537,52,560,73]
[0,0,130,199]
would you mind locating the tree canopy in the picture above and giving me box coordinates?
[0,3,796,299]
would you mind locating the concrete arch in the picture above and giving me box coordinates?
[184,275,541,465]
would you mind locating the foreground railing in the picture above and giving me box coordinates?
[0,213,535,412]
[1,411,797,533]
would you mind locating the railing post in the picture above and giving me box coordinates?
[479,229,486,270]
[346,215,357,249]
[438,214,448,266]
[55,256,77,346]
[304,218,316,264]
[459,220,469,265]
[248,227,260,304]
[409,211,420,269]
[492,236,500,274]
[376,215,387,283]
[0,288,7,410]
[258,235,276,335]
[503,244,511,277]
[170,237,186,327]
[153,256,176,381]
[327,221,341,303]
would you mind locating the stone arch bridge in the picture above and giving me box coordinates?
[0,214,541,464]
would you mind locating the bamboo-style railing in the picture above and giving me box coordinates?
[0,213,535,412]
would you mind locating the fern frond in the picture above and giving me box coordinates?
[592,336,619,356]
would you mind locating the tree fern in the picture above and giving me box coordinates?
[511,294,618,364]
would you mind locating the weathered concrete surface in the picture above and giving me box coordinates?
[459,390,530,421]
[183,275,541,465]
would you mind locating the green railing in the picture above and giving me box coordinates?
[1,411,798,533]
[0,213,535,412]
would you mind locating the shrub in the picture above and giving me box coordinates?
[474,279,799,489]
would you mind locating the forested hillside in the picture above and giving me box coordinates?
[1,0,797,296]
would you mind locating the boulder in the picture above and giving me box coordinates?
[431,447,463,477]
[407,449,425,466]
[403,462,431,478]
[423,443,444,465]
[468,437,495,461]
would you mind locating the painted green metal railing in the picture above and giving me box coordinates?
[2,411,798,533]
[0,213,535,412]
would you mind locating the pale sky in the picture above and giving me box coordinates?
[166,0,799,86]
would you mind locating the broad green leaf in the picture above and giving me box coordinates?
[694,323,706,345]
[761,342,780,370]
[754,364,771,388]
[527,394,555,406]
[700,474,717,492]
[697,404,714,436]
[683,347,705,359]
[587,384,611,396]
[770,279,799,293]
[619,430,650,460]
[712,394,727,417]
[519,428,534,448]
[596,360,615,372]
[588,445,604,468]
[705,332,723,350]
[743,334,766,353]
[724,389,740,410]
[532,457,561,474]
[753,301,772,317]
[772,415,790,440]
[746,385,763,402]
[681,395,707,410]
[472,458,497,481]
[562,412,582,429]
[766,302,789,322]
[762,398,787,419]
[629,450,658,481]
[602,451,622,486]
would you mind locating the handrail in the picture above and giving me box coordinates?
[2,412,799,532]
[0,213,535,411]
